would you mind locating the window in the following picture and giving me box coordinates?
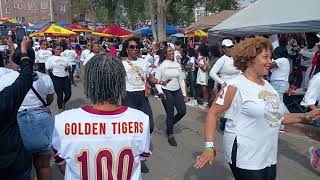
[5,8,10,14]
[16,17,23,22]
[41,0,49,9]
[14,3,22,9]
[59,4,66,12]
[28,2,36,11]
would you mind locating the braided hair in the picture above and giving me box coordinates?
[84,54,126,105]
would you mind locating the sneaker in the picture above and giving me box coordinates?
[309,146,320,169]
[168,137,177,146]
[185,100,193,107]
[191,99,199,107]
[141,161,149,173]
[199,102,208,109]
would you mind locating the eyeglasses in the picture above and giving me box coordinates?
[129,45,138,49]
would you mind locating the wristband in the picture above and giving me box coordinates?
[203,147,217,157]
[203,147,213,152]
[205,142,214,148]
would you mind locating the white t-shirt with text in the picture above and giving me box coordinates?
[122,58,150,92]
[52,106,150,180]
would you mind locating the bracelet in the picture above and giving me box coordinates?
[203,147,217,157]
[205,142,214,148]
[203,147,214,152]
[304,112,310,121]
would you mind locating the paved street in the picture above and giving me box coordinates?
[45,81,320,180]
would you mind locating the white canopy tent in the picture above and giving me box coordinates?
[209,0,320,36]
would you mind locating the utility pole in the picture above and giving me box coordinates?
[0,0,3,18]
[49,0,54,22]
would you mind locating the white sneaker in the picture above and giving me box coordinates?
[191,99,198,107]
[185,101,193,106]
[199,102,208,109]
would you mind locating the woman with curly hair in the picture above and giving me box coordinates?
[194,36,320,180]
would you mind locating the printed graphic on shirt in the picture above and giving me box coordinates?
[258,90,282,127]
[127,66,145,89]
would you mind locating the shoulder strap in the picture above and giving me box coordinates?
[31,86,48,107]
[126,59,145,82]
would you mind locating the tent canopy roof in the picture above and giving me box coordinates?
[210,0,320,36]
[31,24,77,37]
[185,10,237,33]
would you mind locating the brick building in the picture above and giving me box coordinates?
[0,0,72,23]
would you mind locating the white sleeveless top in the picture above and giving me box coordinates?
[216,74,288,170]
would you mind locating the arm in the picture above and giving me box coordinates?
[299,48,316,59]
[194,86,237,168]
[178,66,187,96]
[155,64,164,95]
[282,109,320,124]
[209,58,225,85]
[0,37,33,117]
[46,94,54,106]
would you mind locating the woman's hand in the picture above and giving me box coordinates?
[5,36,15,55]
[21,36,31,54]
[161,79,171,86]
[184,96,190,102]
[307,109,320,121]
[194,150,216,169]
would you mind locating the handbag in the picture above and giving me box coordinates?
[126,60,149,97]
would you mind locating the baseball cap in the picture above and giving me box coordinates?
[221,39,234,47]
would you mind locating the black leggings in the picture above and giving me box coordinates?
[229,138,277,180]
[68,65,76,85]
[161,89,186,135]
[123,91,154,134]
[51,75,71,109]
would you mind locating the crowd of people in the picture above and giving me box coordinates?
[0,31,320,180]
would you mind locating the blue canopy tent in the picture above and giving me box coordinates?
[56,20,69,27]
[135,25,181,36]
[26,21,52,31]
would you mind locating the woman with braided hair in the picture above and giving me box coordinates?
[52,54,151,179]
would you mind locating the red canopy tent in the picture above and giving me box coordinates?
[93,25,134,37]
[66,23,92,32]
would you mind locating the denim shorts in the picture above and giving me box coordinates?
[17,107,54,154]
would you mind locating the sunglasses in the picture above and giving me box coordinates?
[42,44,48,45]
[129,45,138,49]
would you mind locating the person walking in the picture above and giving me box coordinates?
[61,45,78,86]
[209,39,240,131]
[155,46,187,147]
[194,36,320,180]
[46,45,71,113]
[35,40,52,73]
[196,45,210,109]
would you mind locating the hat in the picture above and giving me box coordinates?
[221,39,234,47]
